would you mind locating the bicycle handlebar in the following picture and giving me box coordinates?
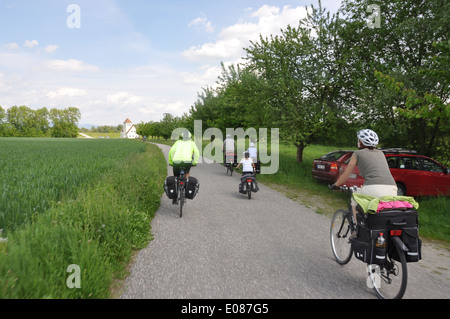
[328,184,359,193]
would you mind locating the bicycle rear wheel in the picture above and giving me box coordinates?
[179,186,184,218]
[178,183,184,218]
[330,209,353,265]
[370,241,408,299]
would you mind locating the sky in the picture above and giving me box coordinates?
[0,0,341,127]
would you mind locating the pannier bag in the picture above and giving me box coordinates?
[351,225,387,265]
[252,181,259,192]
[391,227,422,263]
[366,209,418,229]
[164,176,177,199]
[185,177,200,199]
[225,154,238,167]
[240,174,258,192]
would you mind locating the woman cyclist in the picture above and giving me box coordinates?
[332,129,397,239]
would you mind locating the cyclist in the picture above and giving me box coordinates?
[332,129,397,239]
[236,151,255,174]
[168,130,200,180]
[247,142,258,164]
[223,134,235,165]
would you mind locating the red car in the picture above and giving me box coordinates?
[312,150,354,183]
[336,150,450,197]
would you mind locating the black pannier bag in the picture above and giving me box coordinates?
[366,209,421,263]
[252,180,259,192]
[352,225,387,265]
[391,227,422,263]
[164,176,177,199]
[185,177,199,199]
[366,209,418,229]
[240,174,258,192]
[352,225,371,263]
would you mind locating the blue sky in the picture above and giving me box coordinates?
[0,0,341,126]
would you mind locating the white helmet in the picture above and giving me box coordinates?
[250,142,254,147]
[181,130,191,140]
[357,129,379,147]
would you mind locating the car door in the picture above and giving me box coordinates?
[417,157,450,196]
[391,156,422,196]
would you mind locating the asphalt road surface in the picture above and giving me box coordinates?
[121,143,450,299]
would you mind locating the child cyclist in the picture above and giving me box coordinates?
[236,151,255,174]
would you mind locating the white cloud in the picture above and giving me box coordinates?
[107,92,142,105]
[44,44,59,54]
[24,40,39,48]
[4,43,19,50]
[46,87,87,99]
[182,5,311,62]
[188,16,215,33]
[42,59,99,72]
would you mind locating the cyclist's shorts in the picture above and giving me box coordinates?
[350,184,398,207]
[173,161,192,177]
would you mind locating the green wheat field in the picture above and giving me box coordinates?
[0,138,166,298]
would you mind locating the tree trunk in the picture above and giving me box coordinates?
[295,143,306,163]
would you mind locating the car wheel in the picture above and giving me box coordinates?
[396,182,406,196]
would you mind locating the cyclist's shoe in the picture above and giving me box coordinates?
[349,230,358,241]
[172,198,177,205]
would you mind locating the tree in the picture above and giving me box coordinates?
[49,107,81,138]
[338,0,450,156]
[245,2,347,162]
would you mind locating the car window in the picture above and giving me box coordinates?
[386,157,397,168]
[320,151,348,161]
[398,157,420,170]
[420,158,446,173]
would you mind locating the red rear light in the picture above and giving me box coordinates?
[390,230,402,236]
[180,182,184,185]
[247,179,252,182]
[330,163,338,171]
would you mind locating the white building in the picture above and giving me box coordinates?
[121,118,138,139]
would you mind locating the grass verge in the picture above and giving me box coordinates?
[0,142,166,298]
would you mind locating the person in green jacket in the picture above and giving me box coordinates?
[168,130,200,179]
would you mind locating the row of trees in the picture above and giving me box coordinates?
[0,105,81,138]
[139,0,449,164]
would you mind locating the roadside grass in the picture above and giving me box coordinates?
[0,142,166,298]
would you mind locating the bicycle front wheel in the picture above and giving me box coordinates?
[330,209,353,265]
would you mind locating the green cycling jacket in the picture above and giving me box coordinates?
[168,140,200,165]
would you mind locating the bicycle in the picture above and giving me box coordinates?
[329,185,411,299]
[225,152,236,176]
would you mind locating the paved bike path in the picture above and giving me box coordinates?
[120,143,450,299]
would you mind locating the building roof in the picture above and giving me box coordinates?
[124,118,132,124]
